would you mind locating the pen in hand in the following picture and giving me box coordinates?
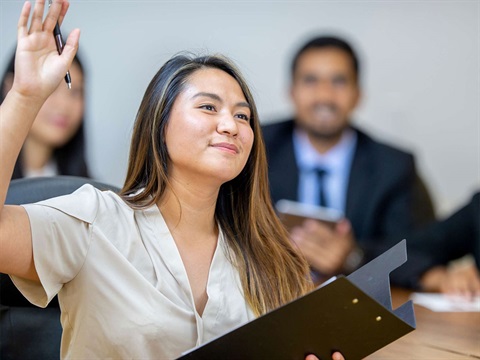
[49,0,71,89]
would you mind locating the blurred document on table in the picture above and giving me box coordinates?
[410,293,480,312]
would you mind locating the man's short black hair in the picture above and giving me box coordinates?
[291,35,360,82]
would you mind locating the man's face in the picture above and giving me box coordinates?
[290,47,360,140]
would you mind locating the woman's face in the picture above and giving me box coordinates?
[165,67,254,186]
[28,61,84,148]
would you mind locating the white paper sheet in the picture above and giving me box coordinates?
[410,292,480,312]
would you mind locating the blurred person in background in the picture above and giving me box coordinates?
[1,50,89,179]
[262,35,436,283]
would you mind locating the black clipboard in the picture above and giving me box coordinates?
[177,240,415,360]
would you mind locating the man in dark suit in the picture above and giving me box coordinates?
[262,35,435,282]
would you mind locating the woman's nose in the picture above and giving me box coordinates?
[217,114,238,137]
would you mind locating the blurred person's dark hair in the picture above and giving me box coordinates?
[290,35,360,84]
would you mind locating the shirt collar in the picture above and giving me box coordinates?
[292,127,357,174]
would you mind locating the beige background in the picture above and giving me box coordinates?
[1,0,478,215]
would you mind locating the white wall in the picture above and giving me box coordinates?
[1,0,478,215]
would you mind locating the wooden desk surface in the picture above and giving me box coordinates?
[366,288,480,359]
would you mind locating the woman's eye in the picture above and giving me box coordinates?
[200,104,216,111]
[236,114,250,122]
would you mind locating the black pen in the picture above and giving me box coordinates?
[49,0,71,89]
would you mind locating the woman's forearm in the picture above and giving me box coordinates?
[0,91,46,209]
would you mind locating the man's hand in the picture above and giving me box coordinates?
[420,261,480,299]
[290,218,355,275]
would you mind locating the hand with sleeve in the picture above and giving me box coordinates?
[420,262,480,299]
[0,0,80,280]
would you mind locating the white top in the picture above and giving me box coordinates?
[23,158,58,178]
[12,184,254,359]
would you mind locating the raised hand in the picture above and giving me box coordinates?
[0,0,80,215]
[12,0,80,102]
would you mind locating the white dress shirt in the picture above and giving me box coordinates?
[292,127,357,213]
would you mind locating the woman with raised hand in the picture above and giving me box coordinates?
[0,1,344,359]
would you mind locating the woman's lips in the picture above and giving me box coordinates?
[49,116,70,128]
[211,142,239,154]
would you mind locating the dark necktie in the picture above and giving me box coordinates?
[316,168,328,207]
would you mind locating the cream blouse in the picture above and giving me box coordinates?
[12,185,254,359]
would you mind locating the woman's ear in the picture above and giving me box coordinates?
[2,73,14,98]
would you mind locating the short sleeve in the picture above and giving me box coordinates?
[10,185,101,308]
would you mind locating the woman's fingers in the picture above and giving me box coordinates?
[17,1,32,38]
[332,351,345,360]
[29,0,46,33]
[12,0,79,98]
[18,0,67,38]
[305,352,345,360]
[42,0,64,33]
[57,0,70,27]
[62,28,81,63]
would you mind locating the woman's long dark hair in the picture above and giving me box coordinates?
[1,50,89,179]
[121,53,312,316]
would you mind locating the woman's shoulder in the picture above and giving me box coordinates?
[31,184,133,224]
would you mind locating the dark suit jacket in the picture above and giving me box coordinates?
[408,192,480,268]
[262,120,436,285]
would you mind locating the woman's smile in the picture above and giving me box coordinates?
[210,141,239,154]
